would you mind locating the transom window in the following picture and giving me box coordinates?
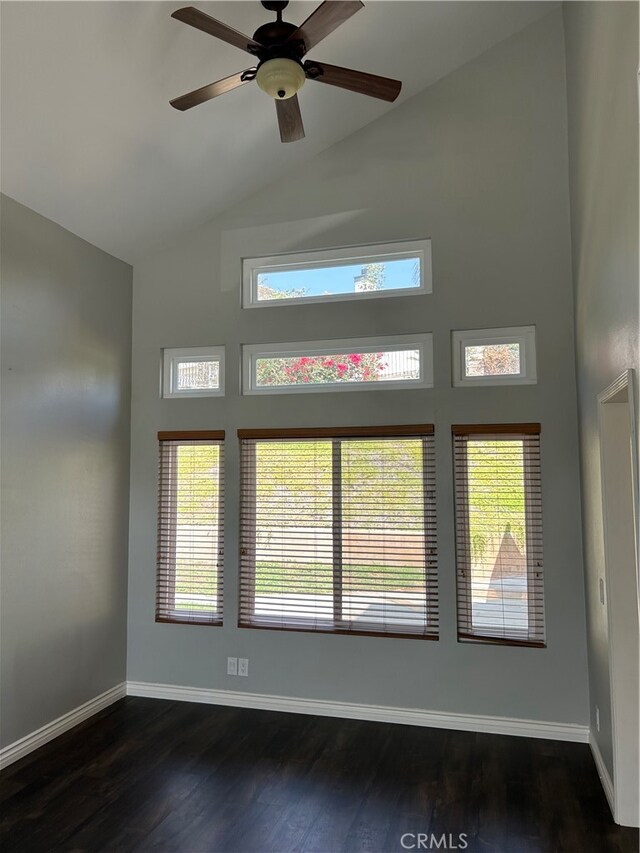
[238,426,438,639]
[242,239,432,307]
[452,326,536,387]
[163,346,225,398]
[242,334,433,394]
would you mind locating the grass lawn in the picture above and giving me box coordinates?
[175,560,424,597]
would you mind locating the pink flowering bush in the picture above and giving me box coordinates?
[257,351,387,386]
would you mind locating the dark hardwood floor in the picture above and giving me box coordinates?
[0,697,637,853]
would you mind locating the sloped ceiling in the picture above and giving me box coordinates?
[1,1,556,262]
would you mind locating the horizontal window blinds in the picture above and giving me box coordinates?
[238,426,437,639]
[452,424,544,646]
[156,431,224,626]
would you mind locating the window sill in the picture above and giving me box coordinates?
[239,620,438,641]
[156,615,223,627]
[457,633,546,649]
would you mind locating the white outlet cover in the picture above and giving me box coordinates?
[238,658,249,677]
[227,657,238,676]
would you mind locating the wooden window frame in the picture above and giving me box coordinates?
[452,423,545,647]
[156,430,225,626]
[238,425,438,640]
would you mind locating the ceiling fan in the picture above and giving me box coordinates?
[170,0,402,143]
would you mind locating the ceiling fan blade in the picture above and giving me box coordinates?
[275,95,305,143]
[286,1,363,54]
[171,7,261,54]
[170,71,252,111]
[304,60,401,102]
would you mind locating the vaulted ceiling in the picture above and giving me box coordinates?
[1,1,556,262]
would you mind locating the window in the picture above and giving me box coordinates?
[452,326,536,387]
[238,426,438,639]
[163,347,225,398]
[156,431,224,625]
[452,424,544,646]
[242,239,432,307]
[242,334,433,394]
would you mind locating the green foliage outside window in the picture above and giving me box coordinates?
[466,440,526,563]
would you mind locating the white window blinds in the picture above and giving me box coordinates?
[452,424,544,646]
[238,426,438,639]
[156,431,224,626]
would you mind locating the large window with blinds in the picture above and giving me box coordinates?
[238,426,438,639]
[452,424,544,646]
[156,431,224,625]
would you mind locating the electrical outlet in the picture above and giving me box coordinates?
[238,658,249,677]
[227,657,238,676]
[596,705,600,732]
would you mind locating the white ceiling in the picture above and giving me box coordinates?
[1,1,556,263]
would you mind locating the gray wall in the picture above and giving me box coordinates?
[563,1,640,774]
[128,12,590,724]
[0,195,132,747]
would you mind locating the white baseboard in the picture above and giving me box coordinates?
[126,680,589,743]
[0,679,589,773]
[0,682,126,770]
[589,732,615,819]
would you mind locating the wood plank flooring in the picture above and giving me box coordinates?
[0,697,637,853]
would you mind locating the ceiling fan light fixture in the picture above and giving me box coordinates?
[256,57,305,100]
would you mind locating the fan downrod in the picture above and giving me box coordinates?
[253,1,297,51]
